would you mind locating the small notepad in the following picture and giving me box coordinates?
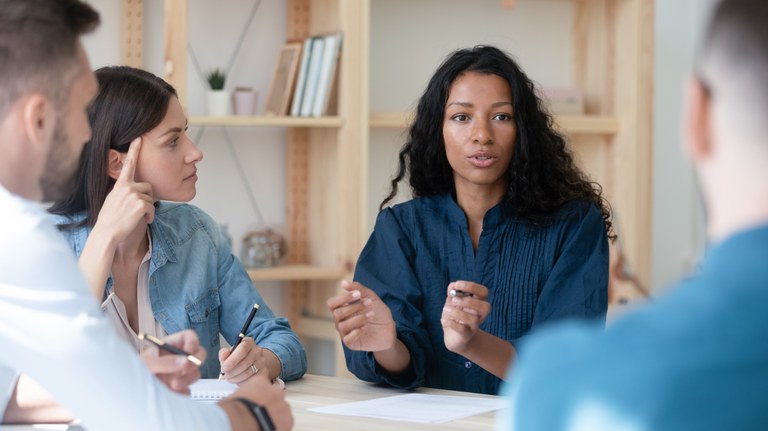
[189,379,238,401]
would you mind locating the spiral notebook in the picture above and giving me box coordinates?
[189,379,238,401]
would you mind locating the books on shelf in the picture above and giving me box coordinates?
[289,37,315,117]
[299,36,325,116]
[311,32,342,116]
[290,32,343,117]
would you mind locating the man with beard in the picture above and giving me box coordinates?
[0,1,292,430]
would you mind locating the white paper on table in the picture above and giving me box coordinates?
[189,379,238,401]
[307,393,507,424]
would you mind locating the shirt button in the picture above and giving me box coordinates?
[464,361,472,369]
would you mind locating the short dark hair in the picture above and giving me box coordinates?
[49,66,178,228]
[0,0,99,118]
[382,45,613,236]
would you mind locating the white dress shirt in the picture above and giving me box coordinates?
[0,184,230,430]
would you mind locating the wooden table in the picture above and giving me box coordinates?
[285,374,501,430]
[0,375,502,431]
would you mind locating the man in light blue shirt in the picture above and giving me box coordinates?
[500,0,768,429]
[0,1,291,429]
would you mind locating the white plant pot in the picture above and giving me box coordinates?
[207,90,231,116]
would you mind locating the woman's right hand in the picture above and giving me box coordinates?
[92,137,155,244]
[78,137,155,300]
[326,280,396,352]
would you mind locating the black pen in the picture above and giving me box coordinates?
[138,333,202,366]
[218,303,260,381]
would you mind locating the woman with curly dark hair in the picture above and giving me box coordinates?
[327,45,612,395]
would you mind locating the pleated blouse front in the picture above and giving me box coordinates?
[345,193,608,395]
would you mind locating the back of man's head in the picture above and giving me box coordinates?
[698,0,768,147]
[0,0,99,120]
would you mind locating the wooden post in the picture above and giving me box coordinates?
[573,0,654,300]
[332,0,370,376]
[612,0,654,292]
[121,0,143,67]
[285,0,311,345]
[163,0,188,108]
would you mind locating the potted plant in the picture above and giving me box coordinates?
[206,68,230,116]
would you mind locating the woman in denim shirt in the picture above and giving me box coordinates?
[49,66,306,383]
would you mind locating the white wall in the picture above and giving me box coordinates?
[651,0,716,291]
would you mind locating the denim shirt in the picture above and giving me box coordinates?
[347,195,608,394]
[52,202,307,380]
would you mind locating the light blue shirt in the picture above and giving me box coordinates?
[53,202,307,380]
[0,185,230,430]
[0,366,17,419]
[500,224,768,430]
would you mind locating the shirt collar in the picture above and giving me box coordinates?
[440,193,504,230]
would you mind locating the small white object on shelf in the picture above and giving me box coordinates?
[207,90,231,116]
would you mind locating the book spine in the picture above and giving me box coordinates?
[299,37,326,117]
[311,33,342,117]
[289,37,314,117]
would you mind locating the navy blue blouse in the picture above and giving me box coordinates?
[344,194,608,395]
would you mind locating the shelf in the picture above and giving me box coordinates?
[296,316,337,341]
[246,264,345,281]
[189,115,343,128]
[554,115,620,135]
[369,111,619,135]
[368,111,411,129]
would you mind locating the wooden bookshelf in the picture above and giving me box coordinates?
[369,111,620,135]
[189,115,343,128]
[246,264,344,281]
[296,316,337,341]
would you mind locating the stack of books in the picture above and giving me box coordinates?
[289,32,343,117]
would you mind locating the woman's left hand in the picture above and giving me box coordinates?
[440,281,491,354]
[218,338,274,384]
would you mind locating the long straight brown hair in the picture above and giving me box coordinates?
[49,66,177,228]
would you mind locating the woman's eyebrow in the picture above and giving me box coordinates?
[446,101,512,108]
[160,127,183,137]
[159,121,188,137]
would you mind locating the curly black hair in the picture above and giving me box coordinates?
[381,45,613,239]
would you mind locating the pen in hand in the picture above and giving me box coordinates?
[218,303,260,381]
[450,289,474,298]
[138,333,202,366]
